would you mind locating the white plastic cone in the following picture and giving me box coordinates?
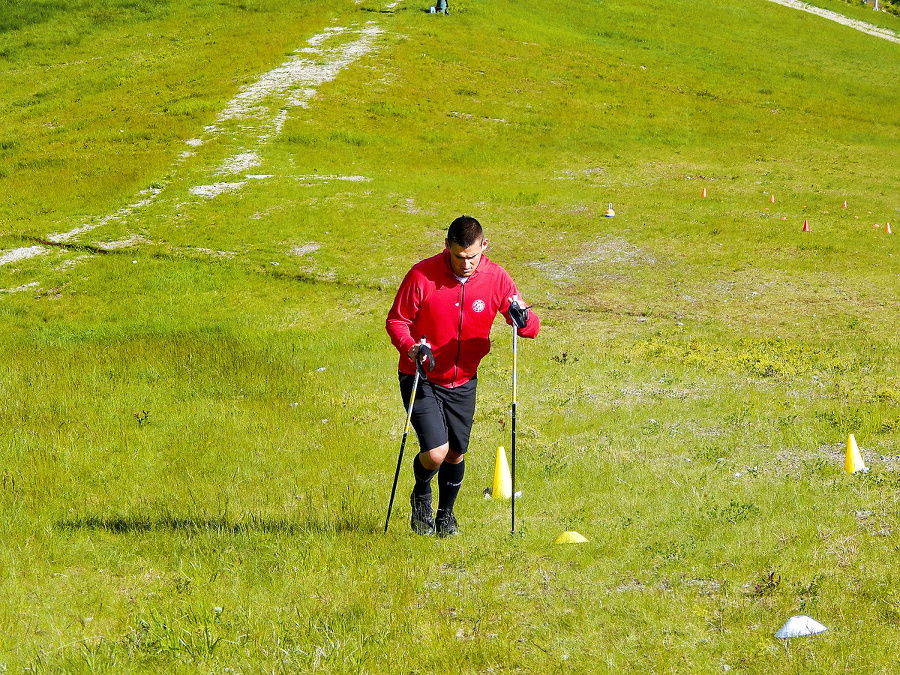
[775,615,827,639]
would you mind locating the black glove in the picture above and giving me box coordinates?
[416,343,435,379]
[509,299,530,329]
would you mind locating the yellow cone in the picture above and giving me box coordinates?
[555,531,589,544]
[845,434,866,474]
[491,446,512,500]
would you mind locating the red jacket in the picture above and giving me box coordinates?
[386,250,539,388]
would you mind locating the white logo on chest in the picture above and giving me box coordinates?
[472,299,486,313]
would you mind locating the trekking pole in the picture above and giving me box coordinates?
[511,321,518,535]
[385,337,432,533]
[508,295,530,536]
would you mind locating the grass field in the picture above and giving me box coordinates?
[1,0,899,671]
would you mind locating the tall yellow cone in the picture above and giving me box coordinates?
[845,434,866,474]
[492,446,512,500]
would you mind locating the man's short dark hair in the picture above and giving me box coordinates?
[447,216,483,248]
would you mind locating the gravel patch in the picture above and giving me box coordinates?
[0,246,46,266]
[189,182,247,198]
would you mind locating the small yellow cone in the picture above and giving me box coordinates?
[555,531,589,544]
[491,446,512,500]
[845,434,866,474]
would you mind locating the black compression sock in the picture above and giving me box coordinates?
[412,454,439,497]
[437,459,465,513]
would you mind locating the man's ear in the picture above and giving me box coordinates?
[444,238,450,250]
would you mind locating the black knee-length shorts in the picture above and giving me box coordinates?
[398,372,477,455]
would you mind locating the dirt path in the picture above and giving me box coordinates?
[1,5,398,278]
[765,0,900,43]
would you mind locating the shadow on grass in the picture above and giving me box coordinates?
[56,514,381,535]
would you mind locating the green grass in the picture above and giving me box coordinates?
[1,0,899,671]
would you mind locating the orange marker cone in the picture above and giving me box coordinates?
[802,220,810,232]
[842,200,847,209]
[770,194,775,204]
[702,187,707,198]
[887,223,893,234]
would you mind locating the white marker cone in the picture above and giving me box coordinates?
[775,615,827,639]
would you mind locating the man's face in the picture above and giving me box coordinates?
[446,238,487,278]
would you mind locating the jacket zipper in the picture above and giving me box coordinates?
[453,282,465,387]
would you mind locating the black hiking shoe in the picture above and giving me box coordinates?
[410,492,435,535]
[435,509,459,537]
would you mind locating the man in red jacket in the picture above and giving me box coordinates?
[386,215,540,536]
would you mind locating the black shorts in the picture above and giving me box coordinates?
[398,372,477,455]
